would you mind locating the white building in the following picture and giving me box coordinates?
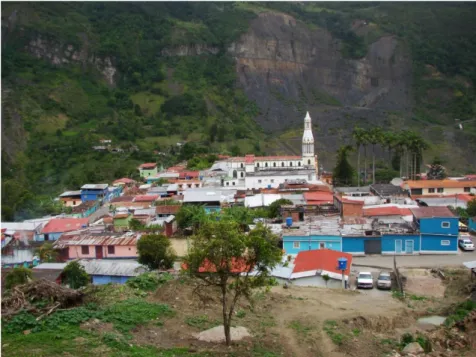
[211,112,318,189]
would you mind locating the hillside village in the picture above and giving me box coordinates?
[3,112,476,357]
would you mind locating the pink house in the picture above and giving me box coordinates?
[54,230,140,260]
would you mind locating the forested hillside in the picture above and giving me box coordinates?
[2,2,476,220]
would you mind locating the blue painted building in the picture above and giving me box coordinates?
[80,184,109,202]
[381,234,420,255]
[469,217,476,233]
[283,235,342,255]
[411,207,459,254]
[92,275,132,285]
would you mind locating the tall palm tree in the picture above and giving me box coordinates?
[368,127,383,184]
[408,134,429,180]
[383,131,396,163]
[352,127,366,187]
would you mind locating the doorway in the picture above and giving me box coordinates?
[405,240,414,254]
[95,246,103,259]
[395,240,402,254]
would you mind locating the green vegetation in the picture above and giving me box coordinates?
[184,219,282,345]
[333,145,355,187]
[323,320,347,346]
[445,300,476,327]
[289,320,314,337]
[126,272,173,292]
[185,315,220,330]
[136,234,176,270]
[4,267,33,290]
[63,261,90,289]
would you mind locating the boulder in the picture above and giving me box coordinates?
[402,342,424,355]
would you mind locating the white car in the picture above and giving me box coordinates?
[356,272,374,289]
[459,238,475,251]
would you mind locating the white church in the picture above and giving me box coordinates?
[209,112,319,190]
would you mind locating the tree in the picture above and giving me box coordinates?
[368,127,383,184]
[352,127,366,187]
[427,159,447,180]
[63,261,90,289]
[129,218,144,231]
[333,145,355,187]
[221,206,256,231]
[184,220,282,345]
[35,242,58,263]
[5,267,32,289]
[137,234,176,270]
[467,199,476,218]
[176,205,208,231]
[267,198,293,218]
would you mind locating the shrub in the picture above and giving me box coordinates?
[62,261,90,289]
[4,267,32,289]
[126,272,173,291]
[137,234,177,270]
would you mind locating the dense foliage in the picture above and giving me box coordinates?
[136,234,176,270]
[4,267,33,289]
[62,261,90,289]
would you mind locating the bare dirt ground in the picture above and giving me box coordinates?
[401,268,446,298]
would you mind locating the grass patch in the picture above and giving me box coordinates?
[131,92,165,116]
[323,320,347,346]
[445,300,476,327]
[289,320,314,337]
[409,294,427,301]
[184,315,220,330]
[236,310,246,318]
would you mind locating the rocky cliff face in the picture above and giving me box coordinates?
[228,12,413,132]
[26,36,117,86]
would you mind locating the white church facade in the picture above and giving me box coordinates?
[210,112,319,190]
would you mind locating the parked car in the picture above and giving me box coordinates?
[356,272,374,289]
[376,271,392,290]
[459,238,475,251]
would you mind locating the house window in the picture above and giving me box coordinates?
[258,180,262,183]
[308,159,311,165]
[232,182,235,186]
[319,242,325,249]
[271,179,274,183]
[73,201,76,205]
[108,246,115,254]
[265,163,268,167]
[81,246,89,255]
[241,172,244,178]
[273,163,276,167]
[441,240,450,246]
[441,221,450,228]
[293,241,300,249]
[290,162,293,167]
[298,162,301,166]
[428,188,435,193]
[281,162,284,167]
[240,163,243,168]
[226,182,229,186]
[464,187,471,192]
[257,163,260,167]
[437,188,444,193]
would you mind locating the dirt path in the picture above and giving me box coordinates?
[265,286,405,357]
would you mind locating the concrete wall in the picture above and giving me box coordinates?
[68,246,96,259]
[38,232,63,242]
[422,187,472,195]
[419,217,459,235]
[276,276,345,289]
[420,234,458,254]
[381,234,420,255]
[68,245,137,259]
[169,238,190,257]
[283,235,341,255]
[245,173,314,190]
[140,167,158,178]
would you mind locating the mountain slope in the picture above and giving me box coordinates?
[2,2,476,220]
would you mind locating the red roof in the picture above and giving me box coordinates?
[178,171,200,179]
[411,206,455,219]
[363,206,413,217]
[293,249,353,276]
[113,178,136,184]
[167,165,186,173]
[303,192,334,204]
[182,258,251,274]
[156,205,181,214]
[139,163,157,169]
[133,195,159,202]
[41,218,89,234]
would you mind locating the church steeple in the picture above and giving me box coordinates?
[302,111,314,158]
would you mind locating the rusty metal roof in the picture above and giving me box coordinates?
[54,231,140,248]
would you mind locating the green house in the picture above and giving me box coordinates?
[113,214,132,231]
[138,163,158,178]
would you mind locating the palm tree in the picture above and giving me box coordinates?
[35,242,58,263]
[382,131,396,163]
[408,133,429,180]
[352,127,366,187]
[368,127,383,184]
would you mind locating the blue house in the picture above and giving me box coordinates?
[469,217,476,233]
[411,207,459,254]
[341,234,421,256]
[282,234,342,255]
[80,259,147,285]
[81,184,109,202]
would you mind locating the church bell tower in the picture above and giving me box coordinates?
[302,111,318,174]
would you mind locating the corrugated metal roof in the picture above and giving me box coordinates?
[411,207,455,219]
[79,259,147,277]
[81,184,108,190]
[133,208,156,216]
[54,231,140,248]
[60,190,82,197]
[245,194,282,208]
[33,263,67,270]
